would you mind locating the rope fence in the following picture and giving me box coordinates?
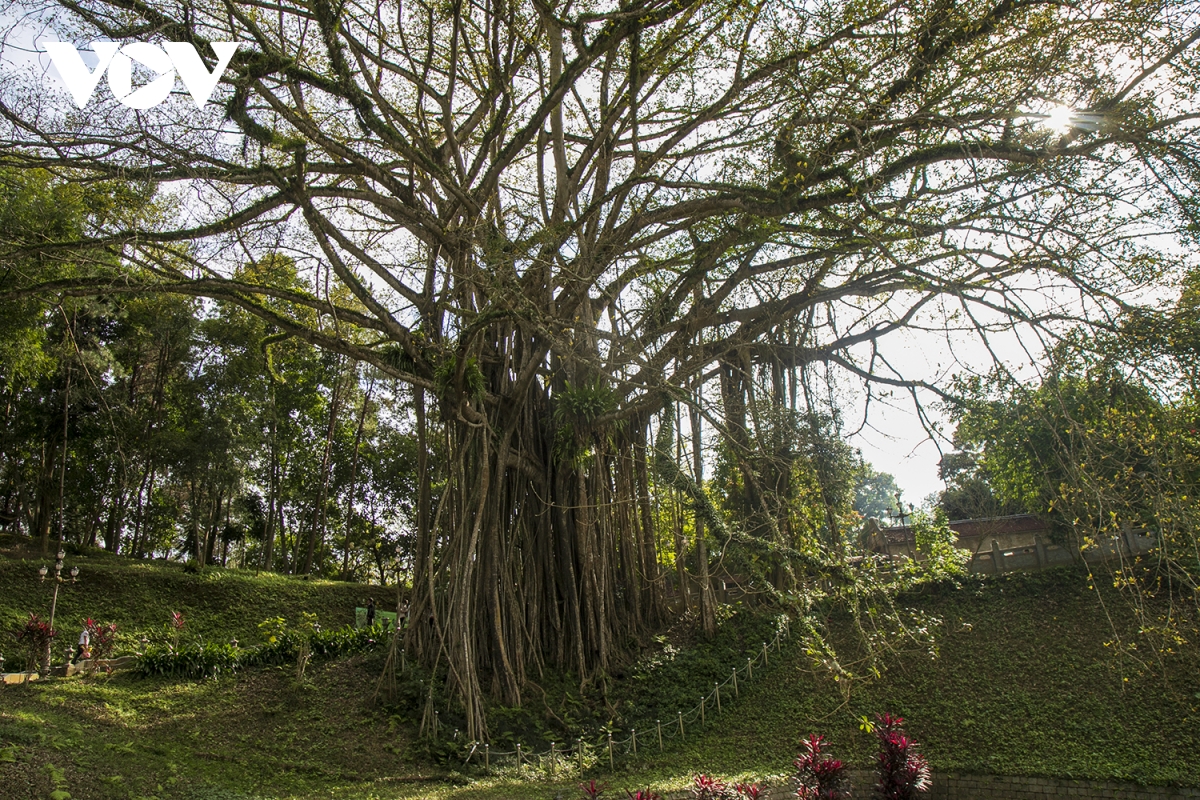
[442,614,794,776]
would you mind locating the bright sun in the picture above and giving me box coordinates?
[1042,104,1075,133]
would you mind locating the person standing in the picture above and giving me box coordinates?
[72,625,90,665]
[366,597,376,628]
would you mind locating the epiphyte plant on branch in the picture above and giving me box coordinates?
[2,0,1199,738]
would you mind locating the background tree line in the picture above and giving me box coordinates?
[0,169,421,578]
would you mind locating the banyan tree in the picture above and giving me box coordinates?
[2,0,1198,737]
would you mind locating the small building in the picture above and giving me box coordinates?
[863,514,1158,574]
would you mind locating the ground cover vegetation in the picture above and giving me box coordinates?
[1,0,1199,763]
[2,563,1197,799]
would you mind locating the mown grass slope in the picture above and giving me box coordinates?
[0,540,388,653]
[607,568,1200,795]
[2,548,1197,800]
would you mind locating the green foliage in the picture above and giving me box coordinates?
[853,466,901,521]
[555,379,618,425]
[907,510,971,581]
[138,641,242,680]
[434,353,486,406]
[12,613,56,672]
[136,622,383,679]
[949,352,1200,610]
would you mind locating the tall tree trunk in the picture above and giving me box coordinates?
[690,393,716,638]
[205,489,224,566]
[262,389,280,572]
[34,441,54,556]
[341,377,373,579]
[303,362,345,574]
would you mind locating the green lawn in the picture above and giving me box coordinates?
[3,551,1198,800]
[0,548,388,657]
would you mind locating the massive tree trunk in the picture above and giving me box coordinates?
[406,325,665,739]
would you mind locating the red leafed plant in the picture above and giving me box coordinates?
[691,774,736,800]
[15,614,55,672]
[794,733,850,799]
[873,713,930,800]
[735,783,764,799]
[169,611,185,650]
[579,779,609,799]
[83,618,118,662]
[625,790,663,800]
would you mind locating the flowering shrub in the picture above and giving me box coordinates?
[625,789,663,800]
[794,733,850,799]
[14,614,55,672]
[83,618,118,662]
[873,713,930,799]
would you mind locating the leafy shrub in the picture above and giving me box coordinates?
[295,611,318,679]
[13,614,55,672]
[625,789,662,800]
[687,775,762,799]
[138,641,241,679]
[794,733,849,799]
[83,618,118,661]
[136,622,381,680]
[690,774,734,799]
[579,779,608,799]
[908,509,970,580]
[170,610,185,650]
[873,713,930,800]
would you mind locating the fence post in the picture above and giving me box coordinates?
[715,682,721,713]
[762,641,768,665]
[608,732,614,770]
[700,696,705,725]
[434,711,440,737]
[747,656,752,680]
[578,738,584,774]
[550,742,556,777]
[485,743,489,769]
[517,743,522,775]
[678,711,685,741]
[632,728,637,756]
[732,668,738,697]
[657,720,663,750]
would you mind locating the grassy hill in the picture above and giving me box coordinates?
[0,538,389,653]
[2,545,1198,800]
